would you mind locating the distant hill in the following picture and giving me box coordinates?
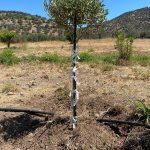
[102,7,150,38]
[0,7,150,41]
[0,11,60,35]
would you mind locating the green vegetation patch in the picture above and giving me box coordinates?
[0,48,19,65]
[0,49,150,66]
[79,51,150,66]
[79,51,118,64]
[40,53,61,63]
[132,54,150,66]
[22,54,40,62]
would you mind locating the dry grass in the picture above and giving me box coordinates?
[2,82,18,93]
[0,39,150,149]
[0,39,150,61]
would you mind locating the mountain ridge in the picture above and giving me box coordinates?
[102,7,150,38]
[0,7,150,40]
[0,10,58,36]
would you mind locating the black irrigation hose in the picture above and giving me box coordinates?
[0,108,55,116]
[97,119,150,129]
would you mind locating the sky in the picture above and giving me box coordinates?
[0,0,149,20]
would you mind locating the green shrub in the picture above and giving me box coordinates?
[79,51,118,65]
[115,29,133,61]
[131,100,150,124]
[0,31,16,48]
[100,53,117,64]
[26,54,40,62]
[41,53,60,63]
[79,52,96,62]
[0,48,19,65]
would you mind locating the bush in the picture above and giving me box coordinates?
[0,48,19,65]
[41,53,60,63]
[12,34,66,43]
[131,100,150,124]
[115,29,133,61]
[79,52,96,62]
[0,31,16,48]
[79,51,118,64]
[28,54,39,62]
[100,53,117,64]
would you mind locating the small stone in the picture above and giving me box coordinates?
[27,133,34,142]
[22,87,27,90]
[18,99,23,102]
[96,80,99,83]
[129,75,136,79]
[10,77,15,79]
[120,74,128,79]
[95,113,100,118]
[28,133,34,137]
[7,92,14,95]
[30,81,36,86]
[28,85,32,88]
[27,84,32,88]
[40,94,44,98]
[20,92,24,96]
[31,82,36,86]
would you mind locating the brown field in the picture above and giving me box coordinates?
[1,38,150,56]
[0,39,150,149]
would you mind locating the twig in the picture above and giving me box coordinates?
[0,107,55,117]
[97,118,150,129]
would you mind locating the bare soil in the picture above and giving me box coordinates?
[0,39,150,149]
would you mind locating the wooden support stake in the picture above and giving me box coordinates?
[71,14,77,129]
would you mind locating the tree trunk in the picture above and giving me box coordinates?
[71,14,78,129]
[7,39,11,48]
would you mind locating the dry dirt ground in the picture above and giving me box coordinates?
[0,39,150,149]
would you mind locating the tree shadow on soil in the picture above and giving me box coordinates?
[0,114,43,141]
[120,130,150,150]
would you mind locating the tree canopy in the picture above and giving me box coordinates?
[0,31,16,48]
[44,0,107,30]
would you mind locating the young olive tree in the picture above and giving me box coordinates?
[0,31,16,48]
[115,29,134,62]
[44,0,107,128]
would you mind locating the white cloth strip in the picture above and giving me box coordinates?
[72,49,80,64]
[72,66,77,73]
[70,116,77,128]
[72,76,80,85]
[70,89,79,108]
[71,66,77,76]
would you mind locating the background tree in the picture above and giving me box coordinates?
[0,31,16,48]
[44,0,107,128]
[115,29,134,63]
